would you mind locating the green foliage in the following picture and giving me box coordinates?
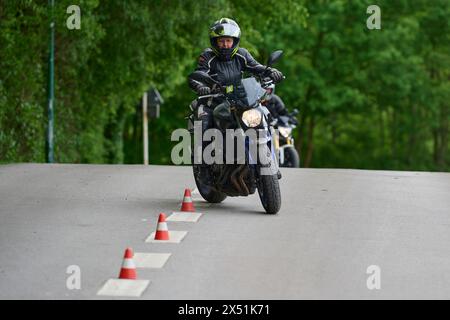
[0,0,448,171]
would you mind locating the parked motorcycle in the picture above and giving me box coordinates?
[187,51,284,214]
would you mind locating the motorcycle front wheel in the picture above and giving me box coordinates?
[281,146,300,168]
[257,173,281,214]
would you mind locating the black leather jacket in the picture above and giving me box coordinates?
[188,47,268,92]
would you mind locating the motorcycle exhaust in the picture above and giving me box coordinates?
[238,166,250,196]
[231,165,250,197]
[230,165,244,196]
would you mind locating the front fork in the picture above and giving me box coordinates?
[252,119,279,177]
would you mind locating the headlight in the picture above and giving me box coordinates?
[278,126,292,138]
[242,109,262,128]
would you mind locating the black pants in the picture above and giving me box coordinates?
[194,104,214,166]
[196,104,214,138]
[195,100,231,165]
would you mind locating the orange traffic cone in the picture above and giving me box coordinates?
[180,189,195,212]
[118,247,137,280]
[154,213,170,240]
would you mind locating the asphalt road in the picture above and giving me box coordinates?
[0,163,449,299]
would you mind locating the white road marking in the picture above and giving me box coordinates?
[166,212,203,222]
[134,252,171,269]
[145,230,188,243]
[97,279,150,297]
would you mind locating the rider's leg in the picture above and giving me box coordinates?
[197,105,214,185]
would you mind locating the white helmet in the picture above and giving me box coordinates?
[265,84,275,100]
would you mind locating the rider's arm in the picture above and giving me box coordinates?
[238,48,283,83]
[273,95,288,116]
[188,49,215,92]
[237,48,267,74]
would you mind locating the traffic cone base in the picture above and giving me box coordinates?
[146,230,188,243]
[119,267,137,280]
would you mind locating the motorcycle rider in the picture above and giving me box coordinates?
[188,18,284,184]
[262,84,289,120]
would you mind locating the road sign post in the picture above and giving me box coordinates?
[142,92,149,165]
[142,88,163,165]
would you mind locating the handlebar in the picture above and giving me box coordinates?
[260,75,286,88]
[197,93,224,99]
[197,74,287,99]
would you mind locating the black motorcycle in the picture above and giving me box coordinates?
[187,51,284,214]
[273,109,300,168]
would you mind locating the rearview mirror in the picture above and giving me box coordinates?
[267,50,283,67]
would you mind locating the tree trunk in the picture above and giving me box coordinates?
[407,103,418,167]
[295,31,324,168]
[390,107,398,168]
[436,105,449,170]
[295,111,307,166]
[433,128,439,166]
[379,106,385,153]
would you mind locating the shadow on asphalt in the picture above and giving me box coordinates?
[127,197,266,216]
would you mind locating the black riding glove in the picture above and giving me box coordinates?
[269,68,284,83]
[197,86,211,96]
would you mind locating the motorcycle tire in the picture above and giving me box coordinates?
[257,173,281,214]
[282,146,300,168]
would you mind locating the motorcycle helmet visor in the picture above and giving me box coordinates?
[210,23,241,39]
